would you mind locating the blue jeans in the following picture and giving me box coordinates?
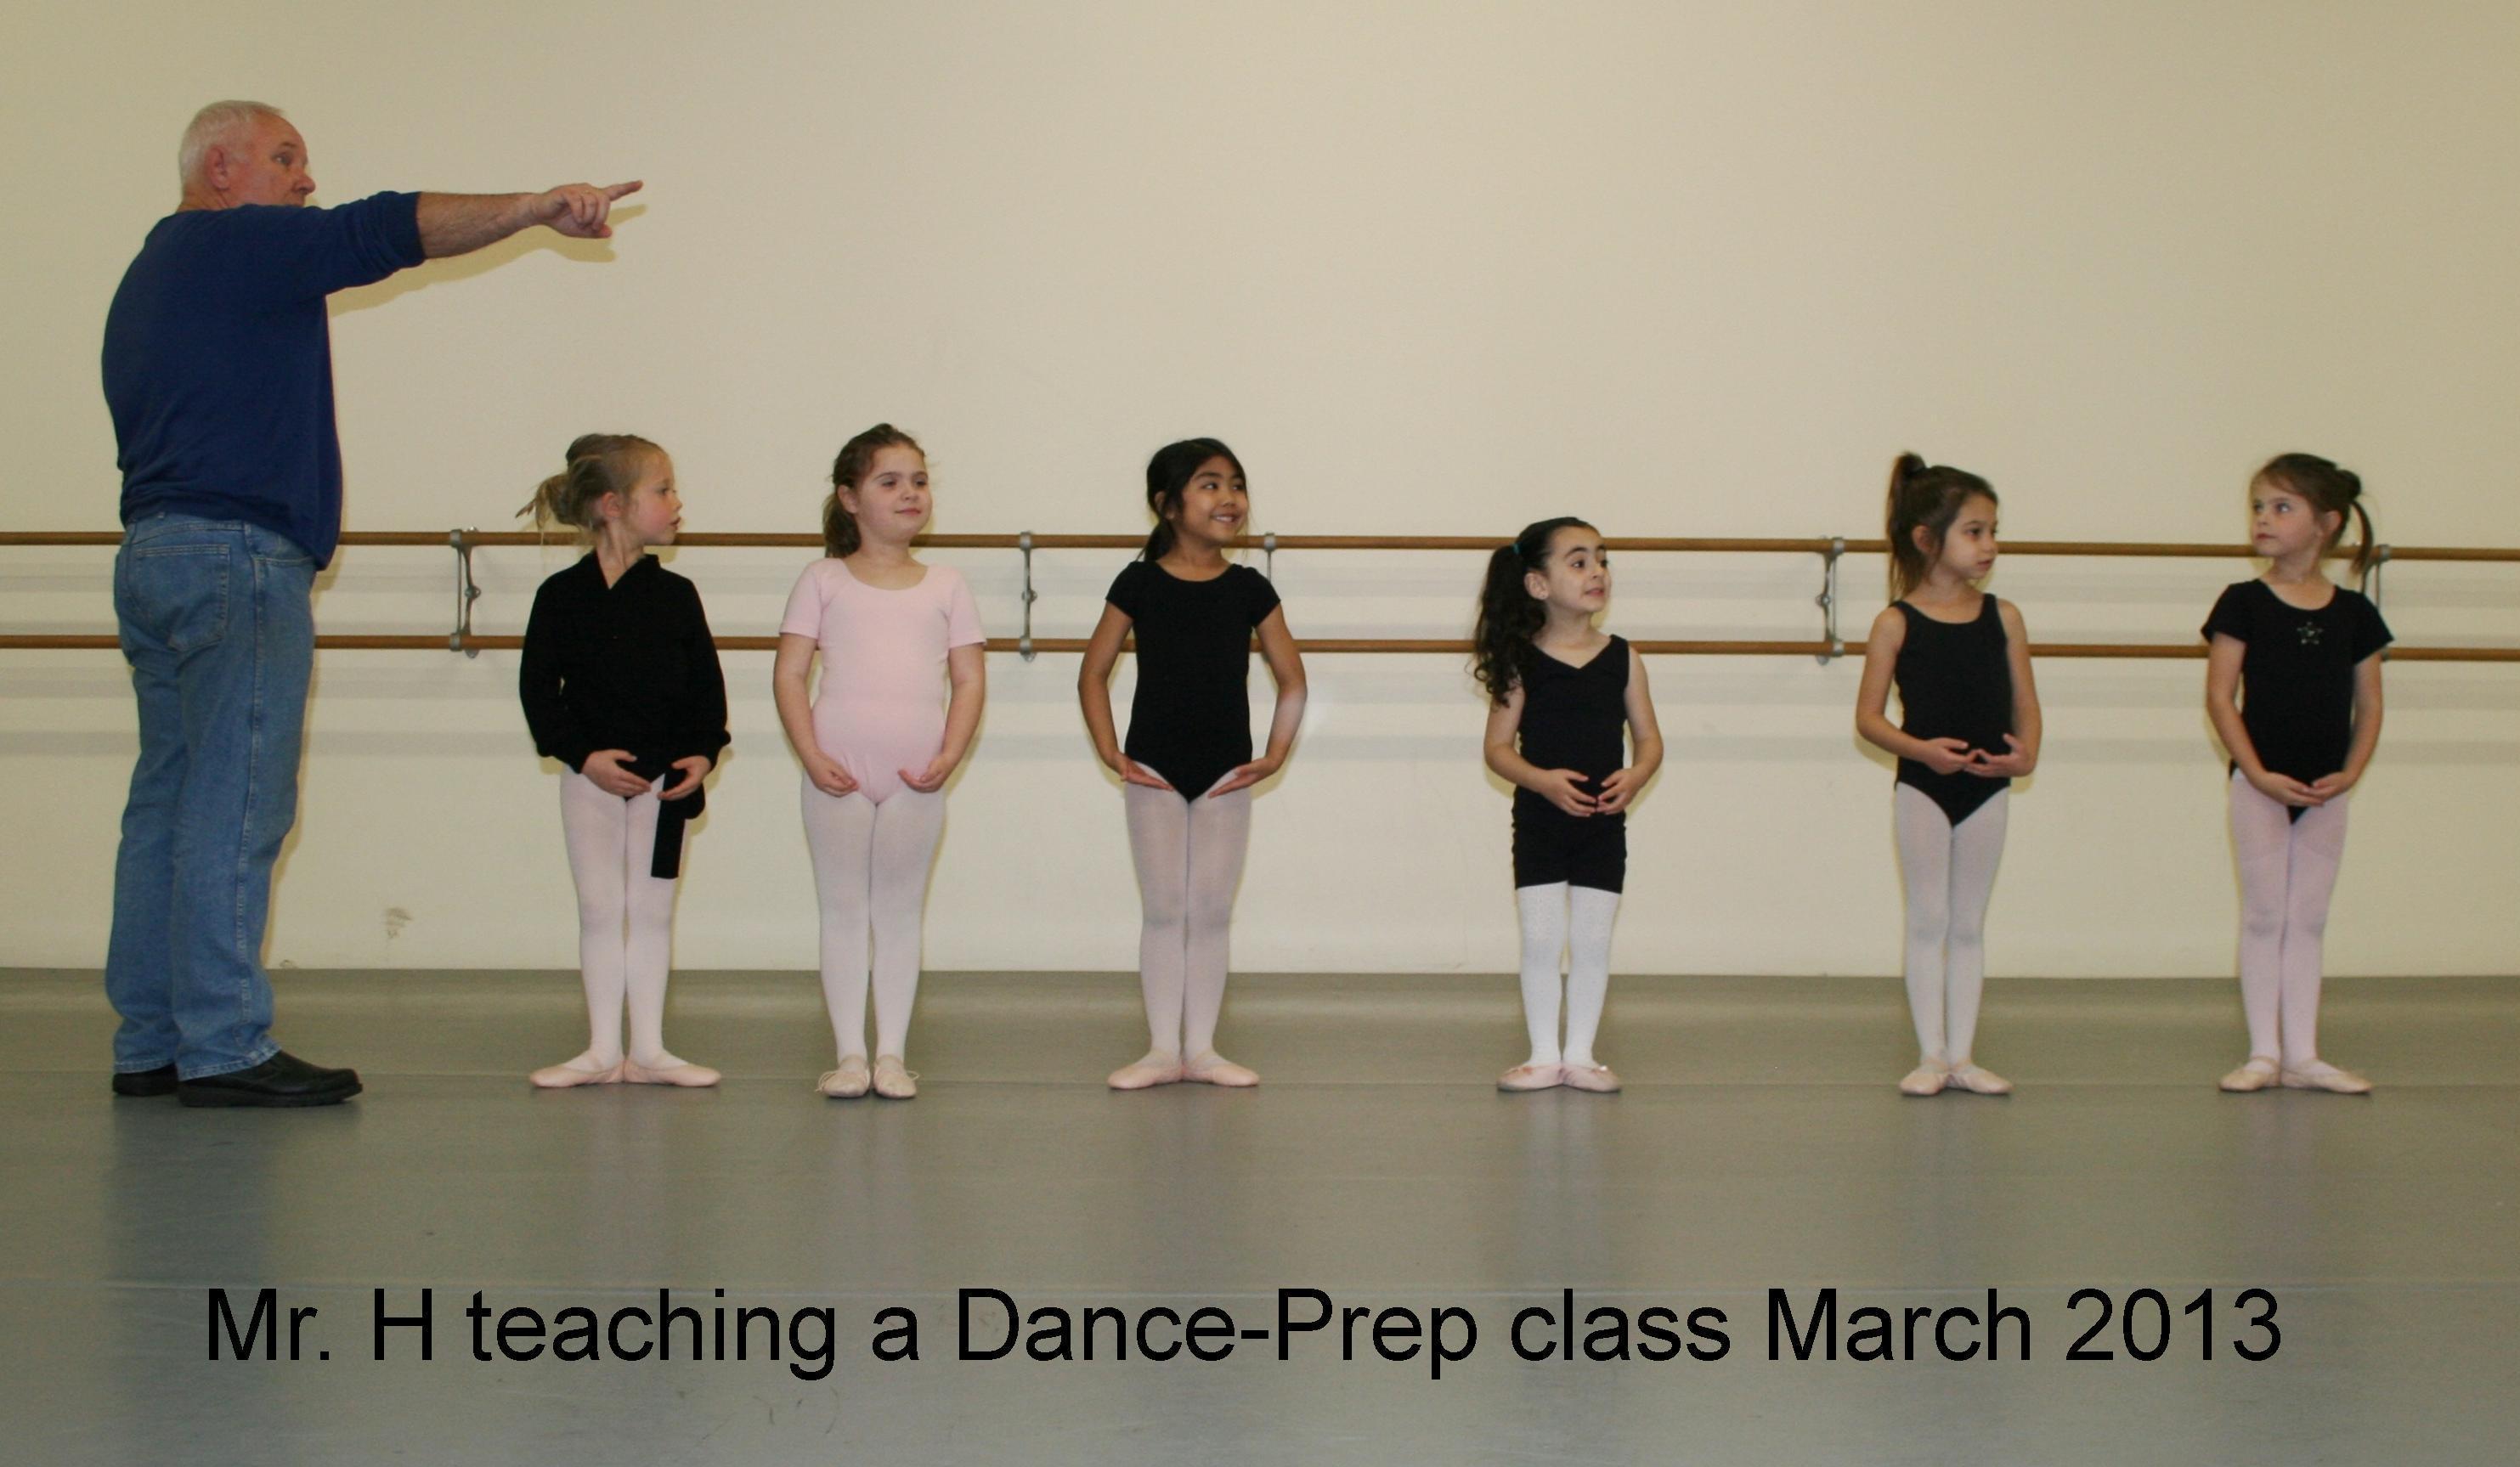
[106,515,315,1079]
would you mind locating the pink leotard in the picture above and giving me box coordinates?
[780,558,985,804]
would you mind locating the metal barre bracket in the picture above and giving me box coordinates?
[1814,536,1847,663]
[1017,531,1037,662]
[449,528,481,657]
[1263,531,1277,581]
[2365,544,2391,659]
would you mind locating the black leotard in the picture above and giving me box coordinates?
[1891,596,2012,827]
[1511,635,1631,893]
[1106,559,1281,801]
[2201,579,2392,821]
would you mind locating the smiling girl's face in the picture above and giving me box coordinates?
[839,444,931,548]
[1165,454,1248,549]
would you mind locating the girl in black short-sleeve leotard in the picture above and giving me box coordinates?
[1105,556,1280,800]
[2201,453,2392,1097]
[1079,439,1307,1092]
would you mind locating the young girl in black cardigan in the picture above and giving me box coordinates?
[517,433,729,1089]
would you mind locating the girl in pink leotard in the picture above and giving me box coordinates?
[773,425,986,1101]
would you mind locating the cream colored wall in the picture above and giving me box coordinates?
[4,0,2514,977]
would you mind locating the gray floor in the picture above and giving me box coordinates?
[2,969,2515,1465]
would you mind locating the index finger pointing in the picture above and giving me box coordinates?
[604,180,643,200]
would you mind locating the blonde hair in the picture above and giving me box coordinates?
[518,434,664,537]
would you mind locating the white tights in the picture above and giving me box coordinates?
[558,770,680,1067]
[2229,770,2350,1064]
[802,783,947,1063]
[1516,882,1620,1068]
[1893,784,2008,1067]
[1122,783,1252,1059]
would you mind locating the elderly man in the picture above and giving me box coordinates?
[102,100,639,1107]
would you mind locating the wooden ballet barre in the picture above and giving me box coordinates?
[5,634,2517,661]
[455,532,2520,560]
[5,527,2516,661]
[3,528,2518,560]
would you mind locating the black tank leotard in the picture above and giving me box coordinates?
[1891,596,2012,826]
[1511,635,1630,893]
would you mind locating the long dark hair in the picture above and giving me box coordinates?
[823,423,924,557]
[1884,452,1997,600]
[1142,437,1245,561]
[517,432,663,536]
[2255,452,2377,577]
[1472,516,1594,704]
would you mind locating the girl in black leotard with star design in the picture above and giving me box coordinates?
[2202,453,2391,1096]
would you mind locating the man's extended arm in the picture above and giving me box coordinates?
[416,181,641,258]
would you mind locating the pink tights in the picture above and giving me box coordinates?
[2229,770,2351,1063]
[558,771,679,1066]
[801,783,947,1063]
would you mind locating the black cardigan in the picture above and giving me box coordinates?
[519,553,729,875]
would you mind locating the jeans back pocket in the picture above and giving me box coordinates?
[119,543,234,654]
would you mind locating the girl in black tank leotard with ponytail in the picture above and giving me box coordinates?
[1856,454,2043,1097]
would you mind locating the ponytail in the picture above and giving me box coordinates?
[519,467,575,533]
[2348,499,2378,578]
[1884,452,1997,600]
[1471,516,1591,703]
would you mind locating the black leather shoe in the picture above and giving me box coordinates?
[112,1064,179,1097]
[176,1052,363,1109]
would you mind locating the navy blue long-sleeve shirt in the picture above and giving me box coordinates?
[102,191,427,567]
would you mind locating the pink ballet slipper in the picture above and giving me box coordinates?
[621,1054,720,1088]
[1182,1052,1258,1087]
[1108,1053,1185,1091]
[529,1055,623,1089]
[872,1056,919,1099]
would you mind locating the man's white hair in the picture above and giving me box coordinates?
[178,100,287,185]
